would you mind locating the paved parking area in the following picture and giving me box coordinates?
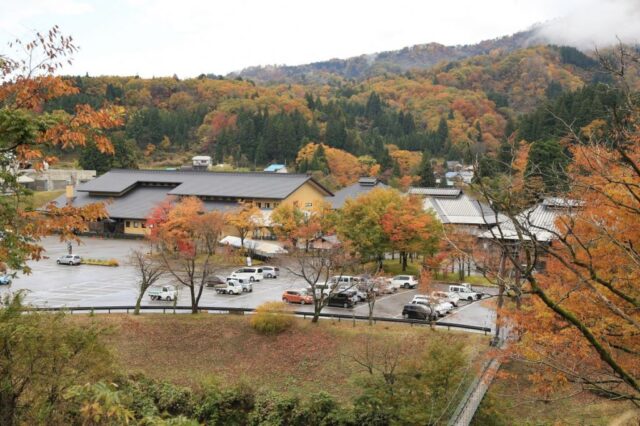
[1,236,496,330]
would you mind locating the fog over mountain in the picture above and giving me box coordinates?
[534,0,640,49]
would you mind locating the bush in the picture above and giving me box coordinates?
[196,383,255,425]
[250,302,294,335]
[81,258,119,267]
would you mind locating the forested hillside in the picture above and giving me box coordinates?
[50,42,638,191]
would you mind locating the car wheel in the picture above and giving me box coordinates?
[468,296,473,301]
[249,276,255,282]
[300,300,305,305]
[56,260,61,264]
[249,288,253,292]
[402,313,409,319]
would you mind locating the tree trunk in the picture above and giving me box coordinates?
[0,392,17,426]
[190,286,198,314]
[134,292,144,315]
[401,252,408,272]
[494,250,507,343]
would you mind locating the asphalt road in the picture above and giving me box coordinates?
[1,236,497,331]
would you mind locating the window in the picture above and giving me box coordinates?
[257,202,262,208]
[126,221,131,227]
[141,222,146,228]
[265,203,271,209]
[305,202,312,208]
[134,221,140,228]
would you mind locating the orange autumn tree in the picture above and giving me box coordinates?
[149,197,226,313]
[0,27,122,274]
[226,201,262,253]
[475,49,640,402]
[380,196,441,272]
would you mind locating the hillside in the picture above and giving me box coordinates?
[45,39,635,192]
[230,30,544,83]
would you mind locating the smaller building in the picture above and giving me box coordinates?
[20,169,96,192]
[192,156,212,170]
[329,177,388,209]
[263,164,288,173]
[410,187,501,234]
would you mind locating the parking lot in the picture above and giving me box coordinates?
[1,236,497,331]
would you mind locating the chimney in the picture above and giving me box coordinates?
[65,180,75,205]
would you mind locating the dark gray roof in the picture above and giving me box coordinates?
[77,169,332,199]
[329,178,389,208]
[53,187,238,220]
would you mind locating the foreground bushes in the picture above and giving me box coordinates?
[250,301,294,334]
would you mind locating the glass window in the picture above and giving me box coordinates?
[305,202,312,208]
[134,222,140,228]
[126,221,131,227]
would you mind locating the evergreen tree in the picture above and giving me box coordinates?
[418,152,436,187]
[309,145,330,174]
[435,117,449,154]
[365,92,382,120]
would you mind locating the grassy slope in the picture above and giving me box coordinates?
[23,190,65,209]
[80,314,489,398]
[476,360,639,425]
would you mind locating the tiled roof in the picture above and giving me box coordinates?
[77,169,332,199]
[421,190,502,226]
[480,198,580,242]
[329,178,389,208]
[408,187,461,197]
[53,187,238,220]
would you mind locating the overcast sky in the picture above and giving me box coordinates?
[1,0,638,78]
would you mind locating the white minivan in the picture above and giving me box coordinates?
[231,267,263,282]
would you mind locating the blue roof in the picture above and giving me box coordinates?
[264,164,286,172]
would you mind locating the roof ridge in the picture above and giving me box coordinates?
[108,168,310,178]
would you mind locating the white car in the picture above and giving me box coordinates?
[449,284,482,301]
[148,285,177,301]
[261,266,279,279]
[411,295,453,317]
[57,254,82,265]
[231,267,263,282]
[390,275,418,289]
[432,291,460,307]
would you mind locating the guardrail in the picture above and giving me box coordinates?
[26,305,492,334]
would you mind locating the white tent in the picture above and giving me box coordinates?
[219,236,288,257]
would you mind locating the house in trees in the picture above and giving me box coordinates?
[409,187,501,235]
[479,197,583,270]
[328,177,388,209]
[263,164,288,173]
[54,169,332,236]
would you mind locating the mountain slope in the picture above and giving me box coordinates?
[230,30,545,83]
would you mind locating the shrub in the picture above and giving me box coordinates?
[248,392,300,426]
[196,383,255,425]
[81,258,119,267]
[250,302,294,335]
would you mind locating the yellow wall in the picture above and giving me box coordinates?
[124,220,149,235]
[281,182,328,211]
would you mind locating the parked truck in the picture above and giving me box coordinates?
[148,285,177,301]
[214,278,253,295]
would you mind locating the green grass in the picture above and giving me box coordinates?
[23,190,65,209]
[434,274,494,287]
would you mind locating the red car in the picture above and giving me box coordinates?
[282,289,313,305]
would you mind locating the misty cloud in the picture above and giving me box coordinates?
[535,0,640,50]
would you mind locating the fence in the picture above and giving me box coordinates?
[26,305,492,334]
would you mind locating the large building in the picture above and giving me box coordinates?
[55,169,333,236]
